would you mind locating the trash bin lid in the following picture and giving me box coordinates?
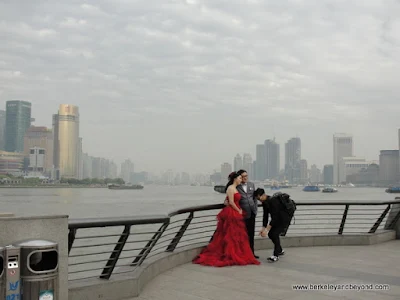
[15,240,57,248]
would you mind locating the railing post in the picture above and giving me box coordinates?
[166,212,194,252]
[68,228,77,254]
[131,221,169,266]
[369,204,391,233]
[100,225,131,279]
[338,204,349,234]
[384,204,400,232]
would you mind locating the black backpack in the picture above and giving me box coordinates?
[272,192,297,222]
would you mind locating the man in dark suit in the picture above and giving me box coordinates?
[232,169,258,258]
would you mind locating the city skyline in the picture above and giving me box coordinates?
[1,1,400,173]
[0,99,398,176]
[0,97,398,185]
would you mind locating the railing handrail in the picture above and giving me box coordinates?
[68,215,169,229]
[67,198,400,283]
[67,199,400,228]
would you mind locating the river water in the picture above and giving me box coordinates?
[0,185,396,219]
[2,185,397,281]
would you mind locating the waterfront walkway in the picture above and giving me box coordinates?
[132,240,400,300]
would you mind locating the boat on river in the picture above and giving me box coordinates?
[303,185,320,192]
[108,184,144,190]
[214,185,225,194]
[385,187,400,193]
[322,187,338,193]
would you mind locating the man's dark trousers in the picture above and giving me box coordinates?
[245,211,256,255]
[268,226,283,256]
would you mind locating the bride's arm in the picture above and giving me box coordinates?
[227,187,242,214]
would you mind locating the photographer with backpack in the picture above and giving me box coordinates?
[254,188,296,262]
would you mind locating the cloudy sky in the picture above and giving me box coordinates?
[1,0,399,174]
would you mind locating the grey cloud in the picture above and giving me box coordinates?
[1,0,399,173]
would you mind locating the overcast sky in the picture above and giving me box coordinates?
[1,0,399,174]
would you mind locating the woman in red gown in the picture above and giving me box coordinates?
[193,172,260,267]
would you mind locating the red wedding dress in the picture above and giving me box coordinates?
[192,192,260,267]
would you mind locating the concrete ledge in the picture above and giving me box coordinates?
[68,230,396,300]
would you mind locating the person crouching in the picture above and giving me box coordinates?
[254,188,287,262]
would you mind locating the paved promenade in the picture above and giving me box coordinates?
[133,240,400,300]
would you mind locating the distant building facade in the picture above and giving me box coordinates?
[0,150,24,175]
[323,165,334,185]
[333,133,353,185]
[233,154,243,171]
[53,104,80,178]
[23,126,53,175]
[0,110,5,150]
[121,159,134,183]
[379,150,399,185]
[221,162,232,184]
[265,139,280,179]
[285,137,301,183]
[5,100,32,152]
[28,147,46,173]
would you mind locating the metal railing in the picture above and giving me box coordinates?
[67,199,400,281]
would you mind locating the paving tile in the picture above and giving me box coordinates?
[132,241,400,300]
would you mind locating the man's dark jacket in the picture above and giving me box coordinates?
[261,196,291,228]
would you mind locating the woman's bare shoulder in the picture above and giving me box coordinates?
[226,185,234,192]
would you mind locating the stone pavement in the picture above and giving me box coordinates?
[132,240,400,300]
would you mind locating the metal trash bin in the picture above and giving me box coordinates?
[14,240,58,300]
[0,246,4,298]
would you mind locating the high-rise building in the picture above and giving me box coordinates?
[221,162,232,184]
[333,133,353,185]
[233,154,243,171]
[82,153,92,178]
[76,137,83,179]
[255,144,265,180]
[52,114,60,170]
[5,100,32,152]
[242,153,253,179]
[285,137,301,183]
[310,164,322,183]
[53,104,80,178]
[265,138,280,179]
[379,150,399,185]
[91,157,101,178]
[108,161,118,179]
[299,159,308,184]
[181,172,191,185]
[0,110,5,150]
[323,165,334,185]
[23,126,53,174]
[121,159,134,183]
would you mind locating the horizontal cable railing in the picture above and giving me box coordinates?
[68,200,400,282]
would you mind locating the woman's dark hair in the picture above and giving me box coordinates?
[253,188,265,199]
[225,171,240,192]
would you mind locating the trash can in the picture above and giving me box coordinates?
[14,240,58,300]
[0,246,4,298]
